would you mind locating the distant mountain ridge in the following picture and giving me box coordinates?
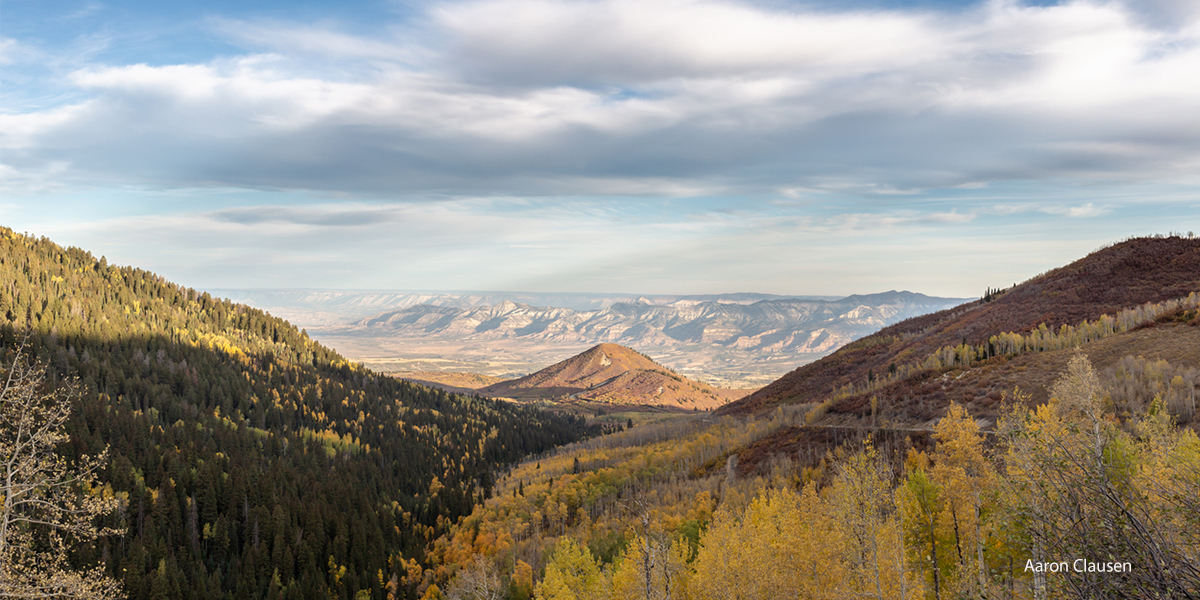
[214,289,844,317]
[480,343,733,409]
[344,291,970,355]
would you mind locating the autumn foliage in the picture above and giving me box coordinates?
[435,354,1200,599]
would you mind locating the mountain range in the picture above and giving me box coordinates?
[216,289,970,387]
[341,291,969,355]
[214,289,843,317]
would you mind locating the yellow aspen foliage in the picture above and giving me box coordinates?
[930,402,997,598]
[690,488,786,600]
[609,533,690,600]
[535,537,606,600]
[828,441,915,600]
[691,483,845,600]
[513,560,534,599]
[1133,398,1200,569]
[402,558,423,587]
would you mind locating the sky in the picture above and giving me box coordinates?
[2,0,1200,298]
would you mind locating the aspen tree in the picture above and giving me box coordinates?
[897,452,947,600]
[610,534,689,600]
[690,486,819,600]
[829,440,912,600]
[998,355,1200,598]
[930,403,996,598]
[535,538,605,600]
[0,351,123,600]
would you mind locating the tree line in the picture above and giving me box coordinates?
[437,355,1200,599]
[812,291,1200,423]
[0,227,597,599]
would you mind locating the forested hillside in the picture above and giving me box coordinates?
[0,228,594,600]
[728,235,1200,414]
[427,355,1200,599]
[420,235,1200,600]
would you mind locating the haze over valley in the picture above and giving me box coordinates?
[219,289,970,387]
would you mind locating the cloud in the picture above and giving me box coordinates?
[433,0,945,86]
[210,205,405,227]
[989,200,1112,219]
[0,38,16,65]
[1054,202,1112,218]
[212,19,426,64]
[1121,0,1200,29]
[801,208,978,232]
[2,0,1200,199]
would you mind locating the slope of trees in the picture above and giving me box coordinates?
[421,404,809,598]
[434,354,1200,599]
[809,292,1200,423]
[731,234,1200,414]
[0,227,595,600]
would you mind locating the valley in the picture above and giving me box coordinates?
[424,234,1200,600]
[225,289,970,389]
[6,230,1200,600]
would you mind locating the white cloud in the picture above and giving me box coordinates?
[1048,202,1111,218]
[2,0,1200,198]
[989,200,1113,219]
[0,38,16,65]
[213,19,421,62]
[434,0,946,84]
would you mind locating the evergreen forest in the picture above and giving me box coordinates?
[0,227,595,600]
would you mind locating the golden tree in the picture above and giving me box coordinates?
[0,351,122,599]
[929,402,997,598]
[534,537,605,600]
[998,354,1200,598]
[690,483,845,600]
[828,440,913,600]
[609,533,690,600]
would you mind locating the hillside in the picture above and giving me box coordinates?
[480,343,735,409]
[0,228,594,600]
[420,236,1200,600]
[726,235,1200,415]
[393,370,505,395]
